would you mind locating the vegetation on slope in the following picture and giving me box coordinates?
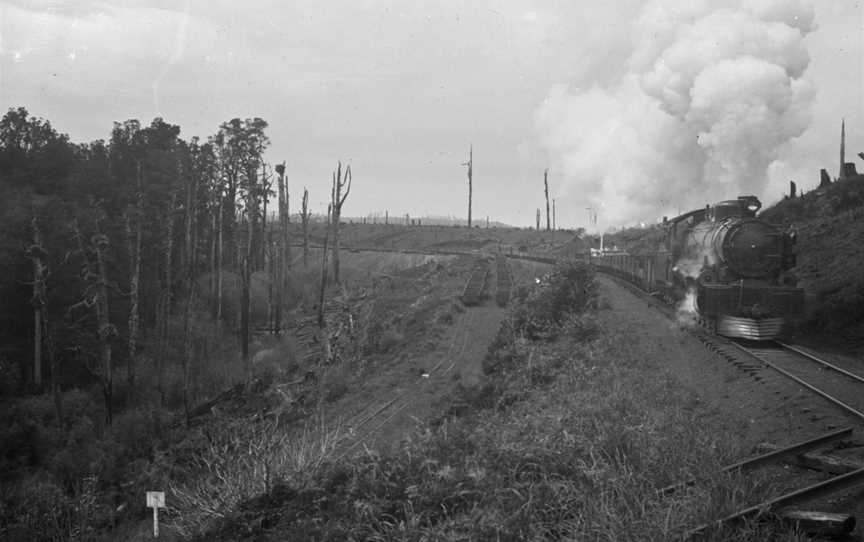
[761,177,864,349]
[197,262,800,541]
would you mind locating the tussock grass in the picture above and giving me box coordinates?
[167,414,343,539]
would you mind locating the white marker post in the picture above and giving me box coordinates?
[146,491,165,538]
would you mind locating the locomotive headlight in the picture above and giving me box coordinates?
[700,272,713,284]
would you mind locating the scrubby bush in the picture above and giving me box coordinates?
[511,261,595,340]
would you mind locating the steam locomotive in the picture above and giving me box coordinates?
[595,196,804,340]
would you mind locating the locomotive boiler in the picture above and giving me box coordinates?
[596,196,804,340]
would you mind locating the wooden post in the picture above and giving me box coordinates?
[146,491,165,538]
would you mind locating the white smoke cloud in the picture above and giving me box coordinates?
[535,0,816,228]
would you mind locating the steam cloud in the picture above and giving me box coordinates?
[535,0,816,227]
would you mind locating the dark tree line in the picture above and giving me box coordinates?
[0,107,299,424]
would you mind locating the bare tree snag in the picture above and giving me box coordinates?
[30,215,46,388]
[553,198,556,230]
[301,187,310,268]
[544,169,551,232]
[462,145,473,227]
[274,161,291,335]
[72,215,116,425]
[30,214,61,418]
[330,161,352,285]
[156,189,178,405]
[317,203,333,363]
[536,208,540,231]
[318,203,332,328]
[183,156,198,423]
[126,162,143,387]
[214,181,224,331]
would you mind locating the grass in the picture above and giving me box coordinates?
[165,415,343,540]
[193,262,804,541]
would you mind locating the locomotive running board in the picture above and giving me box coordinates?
[717,316,784,340]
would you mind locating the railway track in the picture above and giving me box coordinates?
[597,271,864,536]
[601,270,864,428]
[730,340,864,424]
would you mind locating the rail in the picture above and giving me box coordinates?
[729,341,864,423]
[778,342,864,385]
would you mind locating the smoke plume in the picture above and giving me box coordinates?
[535,0,816,227]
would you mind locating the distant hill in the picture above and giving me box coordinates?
[342,215,514,228]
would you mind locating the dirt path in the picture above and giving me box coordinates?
[326,257,510,457]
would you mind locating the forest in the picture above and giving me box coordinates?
[0,106,331,538]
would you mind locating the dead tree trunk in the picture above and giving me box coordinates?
[126,163,143,387]
[552,198,556,230]
[536,208,541,231]
[93,235,113,425]
[183,162,198,423]
[157,191,177,406]
[318,204,332,361]
[72,217,115,425]
[274,162,290,336]
[241,221,254,382]
[215,190,224,330]
[30,215,46,388]
[330,161,352,286]
[30,215,61,417]
[463,145,473,228]
[301,188,310,269]
[544,169,551,232]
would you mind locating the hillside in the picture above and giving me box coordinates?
[760,176,864,350]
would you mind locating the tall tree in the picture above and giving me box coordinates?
[181,139,202,422]
[329,161,352,285]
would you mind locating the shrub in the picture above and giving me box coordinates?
[511,261,595,340]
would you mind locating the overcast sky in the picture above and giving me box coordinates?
[1,0,862,228]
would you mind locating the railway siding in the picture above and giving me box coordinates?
[461,257,490,306]
[495,254,512,307]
